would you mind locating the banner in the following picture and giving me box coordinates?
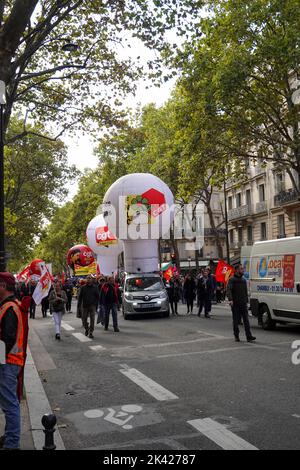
[74,261,97,276]
[33,267,52,305]
[215,260,235,284]
[283,255,295,289]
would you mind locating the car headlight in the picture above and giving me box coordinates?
[125,293,133,301]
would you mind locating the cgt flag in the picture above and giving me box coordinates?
[33,267,52,305]
[215,260,235,285]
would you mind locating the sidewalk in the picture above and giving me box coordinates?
[0,397,35,450]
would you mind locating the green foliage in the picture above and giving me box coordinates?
[5,117,76,271]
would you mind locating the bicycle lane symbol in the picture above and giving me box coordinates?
[84,405,143,430]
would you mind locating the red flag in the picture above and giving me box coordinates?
[215,260,235,284]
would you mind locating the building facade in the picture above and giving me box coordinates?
[225,160,300,263]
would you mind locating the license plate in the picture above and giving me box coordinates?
[138,303,156,309]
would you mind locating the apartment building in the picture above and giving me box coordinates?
[225,160,300,262]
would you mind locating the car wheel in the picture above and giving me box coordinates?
[123,311,131,320]
[260,305,276,330]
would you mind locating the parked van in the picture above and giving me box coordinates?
[122,273,169,320]
[250,236,300,329]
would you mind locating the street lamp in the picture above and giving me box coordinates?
[0,80,6,271]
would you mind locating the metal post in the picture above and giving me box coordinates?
[0,103,5,271]
[42,414,57,450]
[223,177,230,265]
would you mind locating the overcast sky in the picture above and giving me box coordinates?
[63,32,179,200]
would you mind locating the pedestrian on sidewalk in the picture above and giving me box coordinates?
[183,273,196,315]
[49,281,67,340]
[101,277,120,332]
[77,276,99,339]
[0,272,25,450]
[197,268,214,318]
[226,264,256,343]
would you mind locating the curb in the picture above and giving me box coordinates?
[24,346,65,450]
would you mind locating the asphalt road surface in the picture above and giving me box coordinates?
[28,301,300,450]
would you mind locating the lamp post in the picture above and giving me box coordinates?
[0,81,6,271]
[223,174,230,265]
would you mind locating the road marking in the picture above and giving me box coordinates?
[120,366,178,401]
[292,414,300,419]
[89,345,106,352]
[72,332,92,343]
[157,344,277,359]
[61,322,75,331]
[188,418,258,450]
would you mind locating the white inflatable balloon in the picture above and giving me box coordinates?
[86,214,123,276]
[103,173,174,273]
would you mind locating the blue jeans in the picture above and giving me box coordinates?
[0,363,21,449]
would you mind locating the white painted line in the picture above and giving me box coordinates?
[24,347,65,450]
[89,345,106,352]
[61,322,75,331]
[188,418,258,450]
[72,332,92,343]
[120,367,178,401]
[292,414,300,419]
[157,344,277,359]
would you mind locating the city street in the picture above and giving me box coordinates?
[28,301,300,451]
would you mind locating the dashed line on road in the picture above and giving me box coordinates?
[89,345,106,352]
[61,321,75,331]
[119,365,179,401]
[188,418,258,451]
[72,332,92,343]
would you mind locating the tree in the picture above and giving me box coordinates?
[0,0,204,143]
[5,116,75,270]
[176,0,300,191]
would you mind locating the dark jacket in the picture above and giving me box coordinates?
[226,273,248,304]
[49,289,67,313]
[183,278,196,300]
[0,295,18,355]
[78,283,99,308]
[100,282,119,306]
[166,279,180,302]
[197,276,215,299]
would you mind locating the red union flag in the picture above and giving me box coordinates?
[215,260,235,284]
[95,225,117,245]
[33,267,52,305]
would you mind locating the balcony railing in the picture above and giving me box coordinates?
[256,201,267,213]
[274,188,299,207]
[204,228,227,237]
[228,204,253,221]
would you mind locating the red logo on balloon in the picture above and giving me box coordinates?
[141,188,166,218]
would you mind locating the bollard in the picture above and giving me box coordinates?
[41,414,57,450]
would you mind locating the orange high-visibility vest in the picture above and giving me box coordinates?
[0,300,24,367]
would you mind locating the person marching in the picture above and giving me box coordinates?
[167,277,181,315]
[226,264,256,343]
[197,268,215,318]
[49,280,67,340]
[101,277,120,332]
[183,273,196,315]
[0,272,25,450]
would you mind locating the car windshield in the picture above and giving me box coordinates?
[126,277,163,292]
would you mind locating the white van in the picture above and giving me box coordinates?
[250,237,300,329]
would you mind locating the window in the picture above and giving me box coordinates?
[261,222,267,240]
[278,214,286,238]
[246,190,251,207]
[259,184,265,202]
[296,211,300,236]
[229,230,234,244]
[276,173,285,193]
[228,196,233,210]
[247,225,253,242]
[238,227,243,243]
[236,193,242,208]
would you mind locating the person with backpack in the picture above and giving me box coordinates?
[101,277,120,332]
[49,280,67,340]
[0,272,26,450]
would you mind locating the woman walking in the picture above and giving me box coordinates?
[49,280,67,340]
[183,273,196,315]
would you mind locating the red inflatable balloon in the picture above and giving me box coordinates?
[67,244,95,268]
[29,259,46,276]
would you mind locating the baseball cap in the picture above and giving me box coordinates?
[0,272,16,287]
